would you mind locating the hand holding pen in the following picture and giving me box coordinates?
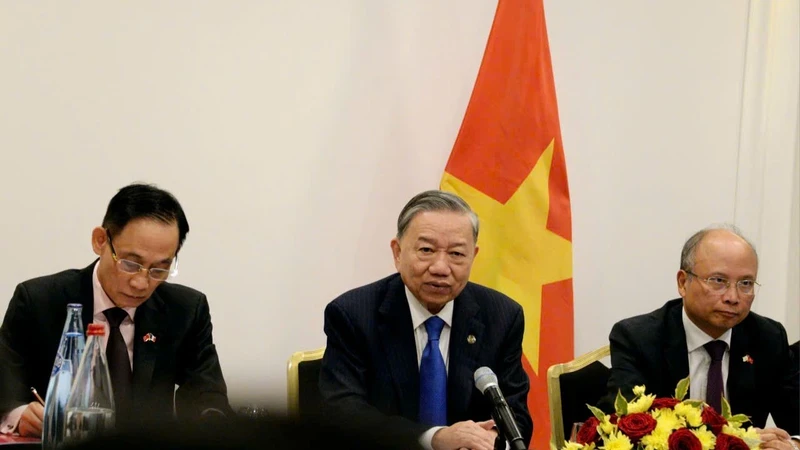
[16,387,45,438]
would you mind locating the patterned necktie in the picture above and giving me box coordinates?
[419,316,447,426]
[104,307,133,417]
[704,340,727,412]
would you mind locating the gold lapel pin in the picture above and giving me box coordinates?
[467,335,476,344]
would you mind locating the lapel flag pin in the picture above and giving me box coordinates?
[742,354,753,364]
[467,335,476,344]
[143,333,157,343]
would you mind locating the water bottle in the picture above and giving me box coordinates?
[42,304,85,450]
[63,323,115,445]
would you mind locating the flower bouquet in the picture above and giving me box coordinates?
[563,377,761,450]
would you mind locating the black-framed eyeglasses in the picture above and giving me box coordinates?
[684,270,760,296]
[106,231,177,281]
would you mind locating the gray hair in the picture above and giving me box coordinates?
[396,190,479,242]
[680,223,758,271]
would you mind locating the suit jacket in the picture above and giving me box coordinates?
[605,298,799,434]
[319,273,532,447]
[0,262,231,423]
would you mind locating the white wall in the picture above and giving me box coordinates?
[0,0,796,410]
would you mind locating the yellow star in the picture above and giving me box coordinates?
[441,139,572,372]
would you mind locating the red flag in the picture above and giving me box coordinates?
[440,0,573,448]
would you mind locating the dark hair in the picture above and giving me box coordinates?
[102,183,190,251]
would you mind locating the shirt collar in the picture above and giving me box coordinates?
[405,286,453,331]
[682,305,731,352]
[92,262,138,320]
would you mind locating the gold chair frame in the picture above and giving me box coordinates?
[546,345,610,450]
[286,347,326,417]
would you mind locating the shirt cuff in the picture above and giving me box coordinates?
[1,405,27,435]
[419,426,446,450]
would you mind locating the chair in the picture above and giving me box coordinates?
[286,347,326,418]
[546,345,611,450]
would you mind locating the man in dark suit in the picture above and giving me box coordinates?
[0,183,230,437]
[320,190,532,450]
[606,225,799,448]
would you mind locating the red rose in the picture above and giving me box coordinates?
[617,413,657,443]
[576,417,600,445]
[650,397,681,411]
[716,433,750,450]
[609,413,618,424]
[668,428,702,450]
[701,406,728,435]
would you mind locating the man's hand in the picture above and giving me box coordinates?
[756,427,794,450]
[432,419,497,450]
[18,402,44,437]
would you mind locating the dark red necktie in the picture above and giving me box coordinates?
[703,340,727,412]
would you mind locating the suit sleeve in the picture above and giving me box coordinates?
[769,324,799,435]
[602,321,648,411]
[495,305,533,448]
[173,295,232,417]
[0,284,36,415]
[319,301,428,437]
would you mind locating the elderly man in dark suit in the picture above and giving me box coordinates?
[606,225,799,449]
[0,183,231,437]
[320,190,532,450]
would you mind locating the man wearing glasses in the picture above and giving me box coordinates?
[0,183,231,437]
[605,225,799,448]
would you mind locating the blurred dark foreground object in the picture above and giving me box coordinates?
[62,413,422,450]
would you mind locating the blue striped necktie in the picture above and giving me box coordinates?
[419,316,447,426]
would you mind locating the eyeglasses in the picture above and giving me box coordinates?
[106,231,177,281]
[685,270,760,296]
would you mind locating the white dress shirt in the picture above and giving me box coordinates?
[91,263,137,369]
[682,307,732,401]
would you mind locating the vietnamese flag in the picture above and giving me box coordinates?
[440,0,573,448]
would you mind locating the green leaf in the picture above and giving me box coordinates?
[674,376,690,400]
[683,400,704,408]
[587,405,606,421]
[721,397,731,419]
[614,390,628,416]
[727,414,750,424]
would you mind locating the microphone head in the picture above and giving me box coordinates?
[473,366,499,393]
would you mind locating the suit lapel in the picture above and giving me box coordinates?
[726,323,755,409]
[663,302,690,391]
[131,291,165,401]
[78,262,96,329]
[378,277,420,419]
[447,286,484,422]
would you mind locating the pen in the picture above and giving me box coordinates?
[30,387,45,406]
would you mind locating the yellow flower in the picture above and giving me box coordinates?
[633,385,646,396]
[722,425,761,449]
[691,426,716,450]
[640,428,670,450]
[599,415,617,435]
[674,402,703,427]
[564,442,585,450]
[601,432,633,450]
[627,394,655,414]
[652,408,685,432]
[722,424,744,438]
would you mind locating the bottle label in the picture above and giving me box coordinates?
[51,353,63,376]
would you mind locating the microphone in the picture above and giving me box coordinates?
[474,367,527,450]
